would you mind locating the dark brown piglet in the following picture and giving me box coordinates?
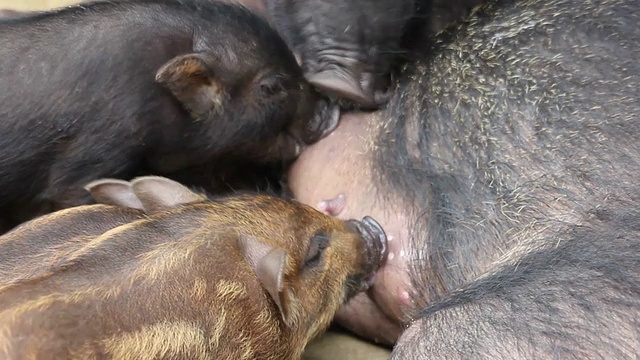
[0,176,387,360]
[0,0,339,230]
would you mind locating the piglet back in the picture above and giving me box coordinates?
[0,204,144,287]
[0,190,286,359]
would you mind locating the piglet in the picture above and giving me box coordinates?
[0,0,339,229]
[0,176,388,360]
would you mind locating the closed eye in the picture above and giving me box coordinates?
[259,73,288,96]
[303,231,330,269]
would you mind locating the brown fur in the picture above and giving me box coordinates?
[0,204,145,287]
[0,176,379,360]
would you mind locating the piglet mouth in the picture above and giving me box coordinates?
[301,97,341,145]
[280,134,304,162]
[361,216,388,268]
[347,216,389,289]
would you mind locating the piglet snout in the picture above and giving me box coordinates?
[362,216,388,266]
[347,216,388,276]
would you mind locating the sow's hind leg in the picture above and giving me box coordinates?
[391,208,640,359]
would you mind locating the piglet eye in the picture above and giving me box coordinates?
[259,74,287,96]
[303,231,330,269]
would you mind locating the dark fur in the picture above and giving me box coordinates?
[263,0,485,109]
[370,0,640,357]
[0,0,336,229]
[392,204,640,358]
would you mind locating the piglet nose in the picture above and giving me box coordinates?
[362,216,388,264]
[346,216,389,268]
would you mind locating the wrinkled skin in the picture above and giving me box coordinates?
[290,0,640,356]
[261,0,485,109]
[264,0,414,108]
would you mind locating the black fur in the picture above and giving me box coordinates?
[372,0,640,356]
[263,0,485,109]
[0,0,336,229]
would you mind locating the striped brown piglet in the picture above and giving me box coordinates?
[0,176,388,360]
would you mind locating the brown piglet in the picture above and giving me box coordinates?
[0,176,388,360]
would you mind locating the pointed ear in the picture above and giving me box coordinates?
[84,178,145,210]
[129,176,207,215]
[238,235,290,324]
[155,53,224,117]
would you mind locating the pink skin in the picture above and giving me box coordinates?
[288,111,416,345]
[0,9,22,18]
[317,193,346,216]
[222,0,417,344]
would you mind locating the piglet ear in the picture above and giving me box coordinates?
[155,53,223,117]
[307,70,373,108]
[129,176,207,215]
[84,178,144,210]
[257,248,289,320]
[238,235,291,325]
